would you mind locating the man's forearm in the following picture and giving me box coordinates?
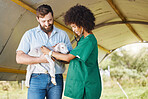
[16,53,41,65]
[16,50,46,65]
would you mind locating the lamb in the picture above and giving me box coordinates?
[25,42,69,87]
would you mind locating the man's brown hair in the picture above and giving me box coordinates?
[36,4,53,18]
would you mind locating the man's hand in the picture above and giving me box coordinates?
[39,54,48,63]
[41,46,51,55]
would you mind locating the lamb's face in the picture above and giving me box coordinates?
[54,43,68,54]
[59,44,69,54]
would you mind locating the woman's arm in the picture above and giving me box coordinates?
[41,46,76,62]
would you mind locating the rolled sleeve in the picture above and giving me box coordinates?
[70,38,94,62]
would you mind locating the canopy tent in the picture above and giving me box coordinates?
[0,0,148,81]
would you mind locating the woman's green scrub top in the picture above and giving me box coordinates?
[64,34,102,99]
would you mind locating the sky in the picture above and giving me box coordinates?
[122,43,148,54]
[110,43,148,58]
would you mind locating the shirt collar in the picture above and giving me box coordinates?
[36,25,57,35]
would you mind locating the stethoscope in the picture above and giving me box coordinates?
[72,28,83,45]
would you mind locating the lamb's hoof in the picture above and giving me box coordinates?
[52,81,57,85]
[53,83,57,85]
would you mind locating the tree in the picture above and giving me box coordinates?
[100,46,148,79]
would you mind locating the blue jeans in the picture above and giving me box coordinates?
[28,73,63,99]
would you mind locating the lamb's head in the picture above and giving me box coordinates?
[54,43,69,54]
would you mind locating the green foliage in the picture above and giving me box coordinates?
[138,90,148,99]
[100,45,148,86]
[110,67,141,80]
[101,46,148,75]
[100,59,111,70]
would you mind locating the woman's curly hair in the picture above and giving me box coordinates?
[64,4,95,33]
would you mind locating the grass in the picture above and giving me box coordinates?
[0,89,27,99]
[100,78,148,99]
[0,80,148,99]
[101,86,148,99]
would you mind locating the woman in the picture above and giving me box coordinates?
[41,4,102,99]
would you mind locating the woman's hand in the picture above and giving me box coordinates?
[41,46,51,55]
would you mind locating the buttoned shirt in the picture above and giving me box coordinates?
[17,25,73,74]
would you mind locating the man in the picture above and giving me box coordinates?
[16,4,72,99]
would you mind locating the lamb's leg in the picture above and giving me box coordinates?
[50,63,56,85]
[45,55,57,85]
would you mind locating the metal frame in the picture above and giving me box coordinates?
[0,67,26,74]
[107,0,143,42]
[95,21,148,28]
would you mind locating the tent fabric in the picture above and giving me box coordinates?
[0,0,148,81]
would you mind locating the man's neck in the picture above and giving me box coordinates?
[47,32,52,37]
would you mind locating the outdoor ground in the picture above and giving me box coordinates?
[0,81,148,99]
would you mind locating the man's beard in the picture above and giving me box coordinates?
[40,24,53,34]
